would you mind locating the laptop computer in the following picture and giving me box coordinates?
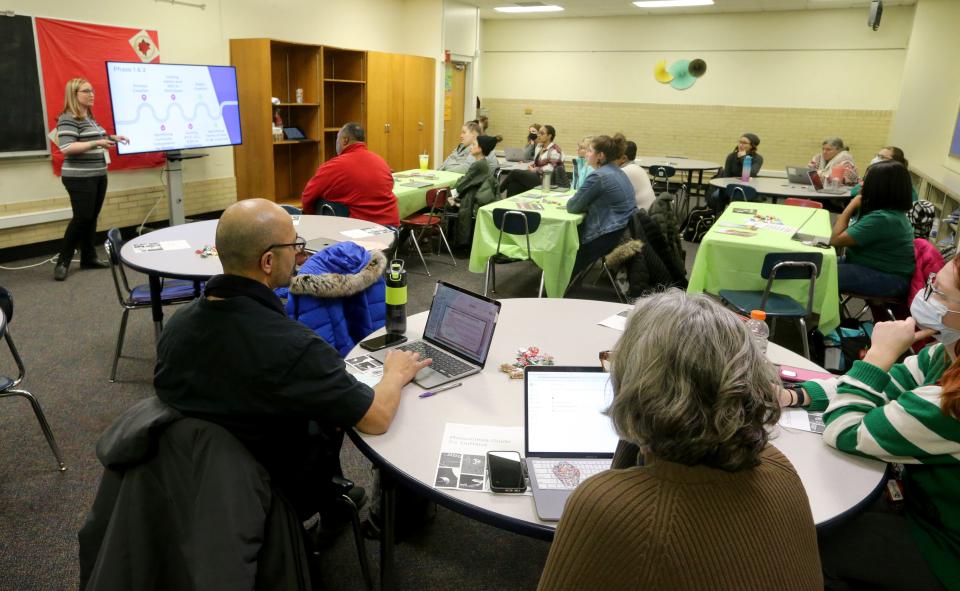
[786,165,815,184]
[807,170,848,195]
[503,147,526,162]
[370,282,501,389]
[283,126,309,141]
[524,366,619,521]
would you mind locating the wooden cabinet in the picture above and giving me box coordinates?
[230,39,366,204]
[367,52,436,171]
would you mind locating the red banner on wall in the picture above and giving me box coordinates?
[36,17,165,175]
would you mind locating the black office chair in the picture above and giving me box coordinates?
[719,252,823,359]
[484,209,544,297]
[0,287,66,471]
[105,228,196,382]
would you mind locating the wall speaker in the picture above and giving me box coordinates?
[868,0,883,31]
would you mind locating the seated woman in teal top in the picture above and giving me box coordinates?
[830,160,915,298]
[571,136,594,190]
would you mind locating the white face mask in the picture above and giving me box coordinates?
[870,156,883,165]
[910,291,960,346]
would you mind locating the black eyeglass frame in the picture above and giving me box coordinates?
[261,235,307,258]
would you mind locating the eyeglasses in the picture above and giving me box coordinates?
[922,273,960,313]
[77,89,95,95]
[261,235,306,258]
[599,350,613,372]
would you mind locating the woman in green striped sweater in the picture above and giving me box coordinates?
[791,258,960,590]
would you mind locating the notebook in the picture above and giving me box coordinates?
[370,282,501,389]
[523,366,619,521]
[786,165,815,185]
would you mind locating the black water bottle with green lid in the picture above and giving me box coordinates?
[385,259,407,335]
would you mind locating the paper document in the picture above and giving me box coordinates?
[598,308,632,331]
[160,240,191,251]
[778,408,825,433]
[345,354,383,388]
[434,423,530,495]
[340,227,393,239]
[131,240,191,253]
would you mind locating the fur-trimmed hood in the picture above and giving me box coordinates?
[604,239,644,272]
[288,245,387,299]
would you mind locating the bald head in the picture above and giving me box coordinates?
[216,199,294,275]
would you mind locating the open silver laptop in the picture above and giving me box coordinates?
[370,282,501,389]
[807,170,848,195]
[524,366,619,521]
[786,165,815,184]
[503,147,526,162]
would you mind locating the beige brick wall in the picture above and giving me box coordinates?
[484,98,892,175]
[0,177,236,250]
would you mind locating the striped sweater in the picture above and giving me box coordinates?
[538,446,822,591]
[803,343,960,591]
[57,113,107,178]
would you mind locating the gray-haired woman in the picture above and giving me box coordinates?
[539,290,822,591]
[809,137,859,186]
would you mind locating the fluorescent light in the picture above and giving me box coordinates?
[494,5,564,13]
[632,0,714,8]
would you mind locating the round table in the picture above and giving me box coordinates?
[710,176,853,203]
[636,156,721,218]
[350,298,886,588]
[120,215,394,339]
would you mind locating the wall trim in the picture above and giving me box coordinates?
[0,207,72,230]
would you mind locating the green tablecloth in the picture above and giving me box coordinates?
[687,203,840,334]
[468,188,582,298]
[392,170,463,219]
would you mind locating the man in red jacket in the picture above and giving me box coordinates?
[301,122,400,227]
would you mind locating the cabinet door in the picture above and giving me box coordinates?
[367,52,405,170]
[403,55,436,172]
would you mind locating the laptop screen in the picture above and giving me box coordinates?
[422,282,500,366]
[525,367,619,458]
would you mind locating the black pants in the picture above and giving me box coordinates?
[818,500,947,591]
[59,175,108,265]
[570,228,625,283]
[503,170,541,197]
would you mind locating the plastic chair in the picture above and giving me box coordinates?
[280,204,302,215]
[484,208,544,297]
[725,182,759,203]
[315,199,350,217]
[398,188,456,276]
[784,198,823,209]
[649,165,677,195]
[0,287,66,471]
[105,228,197,382]
[718,252,823,359]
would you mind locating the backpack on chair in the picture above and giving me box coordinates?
[681,206,716,243]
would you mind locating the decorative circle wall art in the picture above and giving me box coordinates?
[654,58,707,90]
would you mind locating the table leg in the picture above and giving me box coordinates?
[379,472,397,591]
[148,275,164,343]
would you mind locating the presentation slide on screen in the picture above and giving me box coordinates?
[107,62,241,155]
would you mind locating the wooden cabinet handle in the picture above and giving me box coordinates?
[418,121,424,130]
[385,123,391,132]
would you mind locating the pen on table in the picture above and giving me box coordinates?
[418,382,463,399]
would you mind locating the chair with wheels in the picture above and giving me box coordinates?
[784,198,823,209]
[398,188,456,276]
[105,228,196,382]
[280,204,303,215]
[0,287,66,471]
[484,208,544,297]
[719,252,823,359]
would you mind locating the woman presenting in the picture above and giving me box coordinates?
[54,77,129,281]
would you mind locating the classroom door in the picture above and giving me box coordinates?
[442,62,467,158]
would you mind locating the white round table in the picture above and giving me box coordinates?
[710,176,853,203]
[350,298,886,587]
[120,215,394,338]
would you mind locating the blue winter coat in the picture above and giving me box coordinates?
[284,242,387,357]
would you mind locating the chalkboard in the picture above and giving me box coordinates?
[0,15,49,158]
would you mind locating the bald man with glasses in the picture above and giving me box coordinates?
[154,198,430,522]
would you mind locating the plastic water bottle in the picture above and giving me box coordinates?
[741,154,752,182]
[542,164,554,191]
[746,309,769,354]
[385,260,407,335]
[572,159,580,190]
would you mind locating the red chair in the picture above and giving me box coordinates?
[398,188,456,276]
[784,198,823,209]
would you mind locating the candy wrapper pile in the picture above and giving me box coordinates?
[499,346,555,379]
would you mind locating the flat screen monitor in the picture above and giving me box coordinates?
[105,61,242,155]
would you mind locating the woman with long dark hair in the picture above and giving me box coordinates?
[829,159,915,297]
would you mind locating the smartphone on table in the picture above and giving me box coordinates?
[777,364,834,382]
[487,451,526,494]
[359,333,407,352]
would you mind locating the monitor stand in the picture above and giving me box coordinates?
[164,150,208,226]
